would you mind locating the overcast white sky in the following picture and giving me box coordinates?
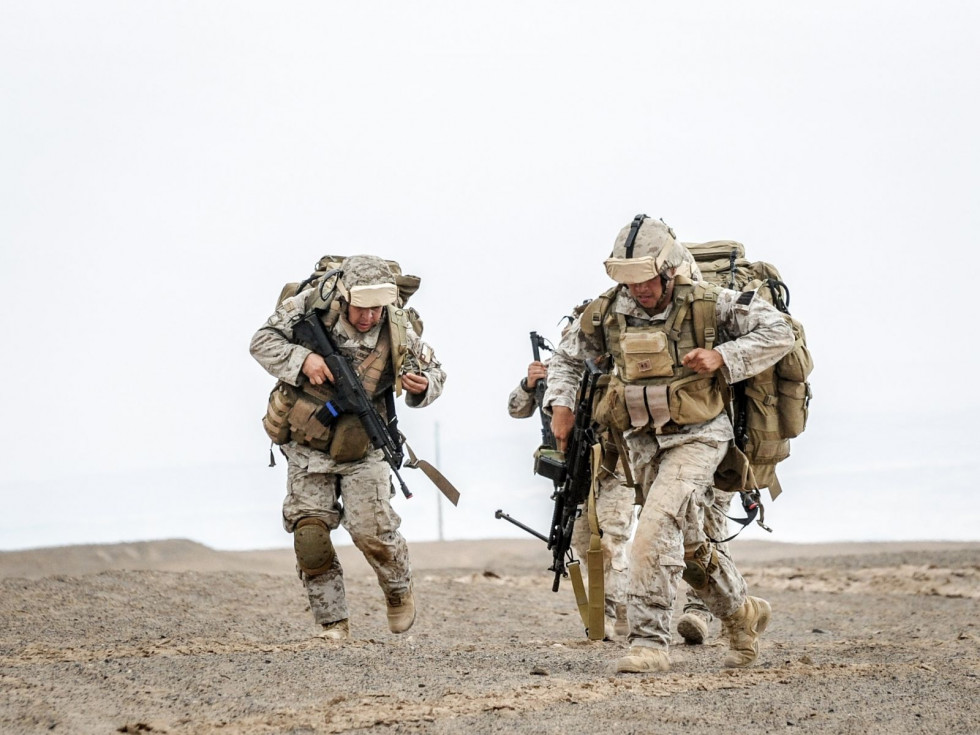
[2,2,978,550]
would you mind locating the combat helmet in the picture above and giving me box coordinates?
[337,255,398,308]
[604,214,689,284]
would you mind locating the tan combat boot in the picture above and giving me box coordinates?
[615,646,671,673]
[386,586,416,634]
[318,618,350,640]
[676,611,710,645]
[721,596,771,667]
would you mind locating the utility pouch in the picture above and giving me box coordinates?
[668,374,725,425]
[328,413,373,462]
[774,317,813,439]
[621,331,673,380]
[263,382,297,445]
[287,393,335,451]
[593,374,631,431]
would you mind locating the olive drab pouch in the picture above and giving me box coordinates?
[592,374,631,432]
[263,382,297,445]
[667,373,726,426]
[621,331,673,380]
[774,316,813,438]
[327,413,373,462]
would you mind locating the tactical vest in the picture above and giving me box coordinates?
[262,294,413,461]
[582,277,727,433]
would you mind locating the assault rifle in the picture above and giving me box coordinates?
[529,331,556,450]
[496,358,603,592]
[292,310,413,499]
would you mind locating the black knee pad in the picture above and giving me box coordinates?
[293,517,336,576]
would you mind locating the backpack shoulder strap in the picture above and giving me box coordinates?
[387,306,411,396]
[691,281,720,350]
[579,286,621,349]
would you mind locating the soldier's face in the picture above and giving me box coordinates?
[628,276,666,310]
[347,304,384,332]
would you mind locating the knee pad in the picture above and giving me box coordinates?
[293,517,336,576]
[682,543,718,590]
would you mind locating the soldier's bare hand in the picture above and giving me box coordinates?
[551,405,575,452]
[526,361,548,388]
[402,372,429,395]
[301,353,334,385]
[682,348,724,374]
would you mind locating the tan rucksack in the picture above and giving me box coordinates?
[684,241,813,499]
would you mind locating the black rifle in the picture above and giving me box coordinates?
[292,310,413,499]
[497,358,603,591]
[529,331,556,449]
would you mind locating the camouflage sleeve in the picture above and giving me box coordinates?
[507,382,536,418]
[403,324,446,408]
[713,289,795,384]
[542,313,603,410]
[249,290,315,386]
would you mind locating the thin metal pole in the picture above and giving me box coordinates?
[435,421,444,541]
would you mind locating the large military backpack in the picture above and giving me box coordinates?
[275,254,423,330]
[683,241,813,500]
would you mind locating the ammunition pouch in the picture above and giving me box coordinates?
[263,382,297,445]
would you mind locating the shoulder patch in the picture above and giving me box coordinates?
[737,290,756,305]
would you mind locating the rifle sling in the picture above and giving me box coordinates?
[585,441,605,641]
[403,440,461,506]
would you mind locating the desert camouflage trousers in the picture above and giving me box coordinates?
[281,444,411,626]
[570,471,636,618]
[627,436,747,649]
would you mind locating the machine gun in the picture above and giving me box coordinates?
[496,358,603,591]
[292,310,413,499]
[529,331,557,450]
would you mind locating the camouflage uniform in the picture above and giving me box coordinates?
[544,273,794,653]
[250,258,445,630]
[507,382,636,624]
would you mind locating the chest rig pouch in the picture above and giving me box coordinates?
[612,280,726,432]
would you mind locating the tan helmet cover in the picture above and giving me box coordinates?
[604,217,689,284]
[337,255,398,307]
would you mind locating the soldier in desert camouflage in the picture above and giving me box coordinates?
[543,216,794,673]
[250,255,445,640]
[508,359,637,640]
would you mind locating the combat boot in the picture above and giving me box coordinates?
[721,596,771,667]
[676,610,710,645]
[318,618,350,640]
[614,604,629,637]
[386,586,416,634]
[615,646,670,673]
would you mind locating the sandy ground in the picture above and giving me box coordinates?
[1,537,978,734]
